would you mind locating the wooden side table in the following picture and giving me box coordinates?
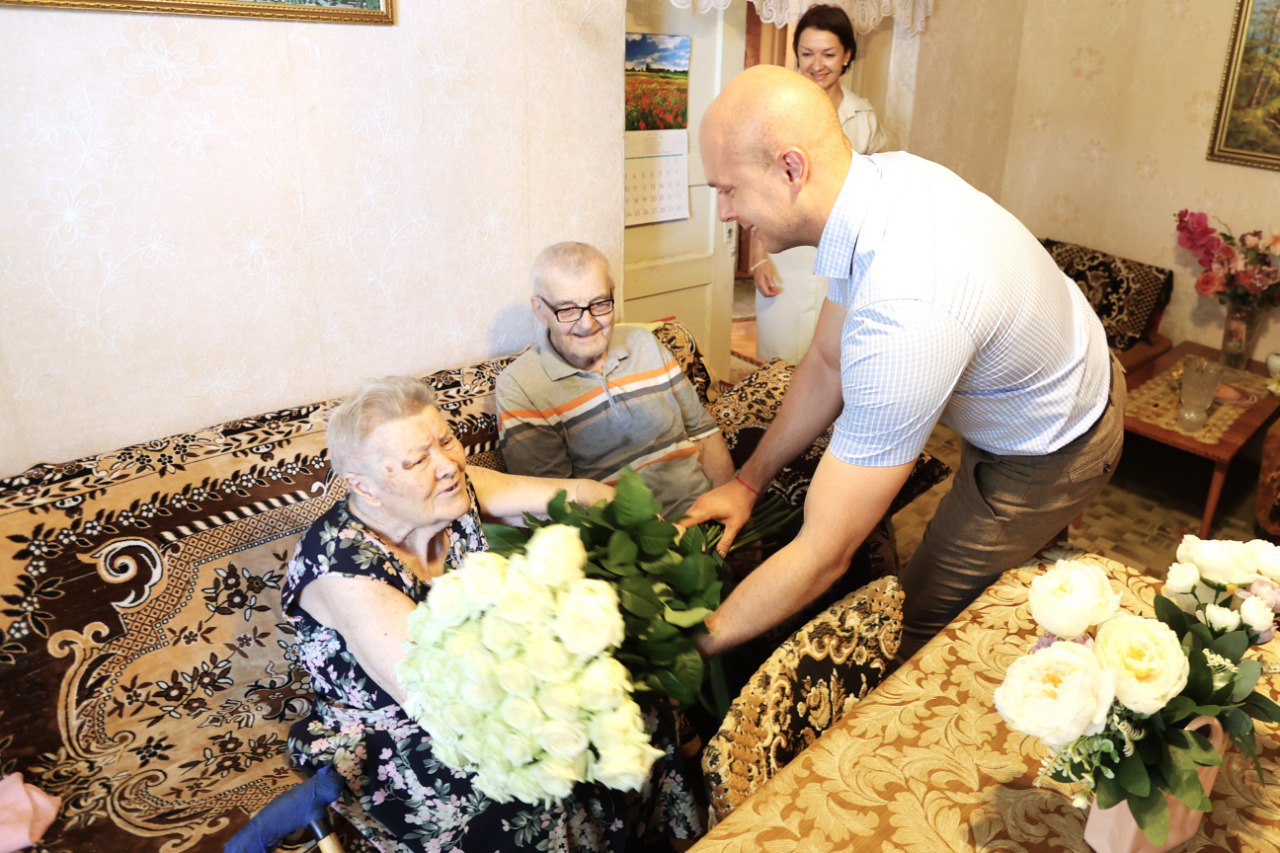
[1123,341,1280,537]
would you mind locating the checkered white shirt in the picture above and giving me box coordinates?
[815,152,1111,466]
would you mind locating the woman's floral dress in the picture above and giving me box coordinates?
[282,476,703,851]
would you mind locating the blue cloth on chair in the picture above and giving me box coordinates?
[224,765,342,853]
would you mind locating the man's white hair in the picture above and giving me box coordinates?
[531,242,611,296]
[327,376,437,477]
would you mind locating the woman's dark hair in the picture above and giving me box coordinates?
[793,4,857,74]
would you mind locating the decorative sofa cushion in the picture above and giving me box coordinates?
[709,358,951,514]
[702,575,904,822]
[1041,238,1173,352]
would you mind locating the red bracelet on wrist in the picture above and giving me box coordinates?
[733,475,760,497]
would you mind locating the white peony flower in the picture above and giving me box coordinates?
[523,524,589,588]
[539,719,590,762]
[1028,560,1122,639]
[993,641,1116,749]
[1094,616,1189,715]
[1241,593,1278,634]
[1245,539,1280,583]
[1202,603,1242,632]
[1176,535,1258,588]
[1164,562,1200,595]
[553,579,626,657]
[578,656,631,712]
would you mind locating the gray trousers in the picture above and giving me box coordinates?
[896,356,1126,662]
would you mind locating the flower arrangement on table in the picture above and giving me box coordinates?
[395,469,797,806]
[995,536,1280,848]
[1175,210,1280,369]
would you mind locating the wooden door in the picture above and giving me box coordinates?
[622,0,746,379]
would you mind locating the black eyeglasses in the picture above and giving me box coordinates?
[540,296,615,324]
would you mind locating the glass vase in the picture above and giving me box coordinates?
[1221,302,1263,370]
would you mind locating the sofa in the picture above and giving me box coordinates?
[0,321,947,851]
[1041,238,1175,373]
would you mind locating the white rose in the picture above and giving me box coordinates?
[502,730,538,767]
[537,681,586,721]
[1028,560,1122,639]
[525,631,575,682]
[506,764,552,806]
[523,524,589,587]
[427,571,478,627]
[553,579,626,657]
[457,644,499,685]
[1202,603,1242,632]
[456,551,509,610]
[496,659,537,698]
[577,657,631,712]
[405,602,447,648]
[1246,539,1280,583]
[1176,535,1258,588]
[1164,562,1200,595]
[590,743,662,793]
[472,767,514,804]
[480,615,524,659]
[433,738,466,772]
[1240,594,1274,633]
[993,641,1116,749]
[493,573,557,626]
[533,755,588,801]
[1094,616,1189,716]
[459,674,502,709]
[539,719,590,762]
[588,703,648,753]
[499,695,546,732]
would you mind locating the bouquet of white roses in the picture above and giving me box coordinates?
[995,544,1280,848]
[395,523,664,806]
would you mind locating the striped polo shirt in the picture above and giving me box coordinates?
[815,151,1112,467]
[495,325,720,516]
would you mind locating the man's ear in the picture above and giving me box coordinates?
[779,148,809,191]
[531,296,549,326]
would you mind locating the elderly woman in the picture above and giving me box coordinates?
[283,376,703,851]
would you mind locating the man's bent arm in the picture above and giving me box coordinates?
[695,450,913,656]
[696,430,735,488]
[737,299,847,489]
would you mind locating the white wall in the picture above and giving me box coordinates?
[0,1,624,476]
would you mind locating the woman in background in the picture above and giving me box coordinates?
[749,3,888,364]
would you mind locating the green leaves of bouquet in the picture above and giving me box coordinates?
[484,469,721,707]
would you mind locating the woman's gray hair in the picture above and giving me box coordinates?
[327,376,437,477]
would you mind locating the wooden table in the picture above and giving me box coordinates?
[692,552,1280,852]
[1123,341,1279,538]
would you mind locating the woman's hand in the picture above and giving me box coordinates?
[753,260,782,297]
[572,479,614,507]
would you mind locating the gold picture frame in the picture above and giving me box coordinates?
[1208,0,1280,172]
[0,0,393,24]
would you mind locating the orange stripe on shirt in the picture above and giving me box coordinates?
[499,360,680,424]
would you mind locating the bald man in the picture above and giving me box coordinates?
[685,66,1125,662]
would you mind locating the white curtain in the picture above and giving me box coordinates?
[668,0,934,34]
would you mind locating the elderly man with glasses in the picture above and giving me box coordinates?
[496,241,735,517]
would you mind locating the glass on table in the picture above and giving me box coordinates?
[1178,355,1222,432]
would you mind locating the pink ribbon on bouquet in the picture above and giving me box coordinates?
[0,773,60,852]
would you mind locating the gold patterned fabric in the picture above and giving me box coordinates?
[702,575,903,823]
[1126,362,1271,445]
[693,552,1280,852]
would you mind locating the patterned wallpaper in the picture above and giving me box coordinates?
[0,1,624,477]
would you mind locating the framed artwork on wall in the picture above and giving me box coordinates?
[1208,0,1280,172]
[0,0,393,24]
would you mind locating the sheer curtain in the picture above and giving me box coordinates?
[669,0,933,34]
